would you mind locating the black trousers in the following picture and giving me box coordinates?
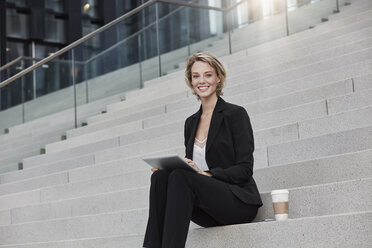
[143,169,259,248]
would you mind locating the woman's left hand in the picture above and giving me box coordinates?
[184,158,212,177]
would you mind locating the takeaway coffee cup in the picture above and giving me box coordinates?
[271,189,289,221]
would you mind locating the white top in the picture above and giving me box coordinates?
[192,144,209,172]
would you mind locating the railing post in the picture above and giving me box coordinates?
[186,7,191,56]
[285,0,289,36]
[227,8,232,55]
[155,3,162,77]
[336,0,340,13]
[84,63,89,104]
[72,49,78,129]
[138,34,144,88]
[31,41,37,99]
[21,60,25,123]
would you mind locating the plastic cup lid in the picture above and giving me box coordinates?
[271,189,289,195]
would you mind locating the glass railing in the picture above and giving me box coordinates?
[0,0,344,131]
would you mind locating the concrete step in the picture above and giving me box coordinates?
[89,90,189,124]
[228,46,372,90]
[0,150,41,169]
[7,99,372,186]
[90,30,372,123]
[329,0,372,21]
[23,137,120,169]
[299,105,372,139]
[268,125,372,166]
[0,211,370,247]
[228,26,372,75]
[0,154,95,184]
[121,21,370,109]
[0,164,19,175]
[67,106,163,138]
[328,87,372,114]
[5,118,372,209]
[22,85,372,170]
[186,211,372,248]
[45,120,142,153]
[46,77,353,153]
[0,125,67,151]
[0,135,61,162]
[0,172,68,196]
[87,46,372,131]
[1,149,370,224]
[0,177,370,245]
[22,74,372,172]
[122,14,372,103]
[242,8,372,59]
[65,54,372,141]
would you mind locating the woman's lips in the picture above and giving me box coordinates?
[198,86,209,92]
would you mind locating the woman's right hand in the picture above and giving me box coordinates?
[151,168,159,173]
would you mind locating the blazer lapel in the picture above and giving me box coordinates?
[206,97,226,153]
[186,106,202,159]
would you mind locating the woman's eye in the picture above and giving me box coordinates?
[192,75,199,79]
[206,74,212,77]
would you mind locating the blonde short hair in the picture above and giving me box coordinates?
[185,52,226,99]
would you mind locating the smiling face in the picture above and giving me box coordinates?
[191,61,220,100]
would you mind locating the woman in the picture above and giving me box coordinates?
[143,52,263,248]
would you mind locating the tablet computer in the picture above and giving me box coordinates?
[142,154,197,173]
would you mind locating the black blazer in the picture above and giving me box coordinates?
[184,97,263,206]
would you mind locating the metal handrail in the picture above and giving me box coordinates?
[0,56,86,72]
[0,0,249,88]
[0,56,27,72]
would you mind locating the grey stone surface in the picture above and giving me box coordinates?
[23,137,119,169]
[225,59,371,100]
[0,164,19,175]
[46,120,142,153]
[250,100,327,130]
[86,105,165,126]
[94,132,184,164]
[353,73,372,91]
[327,88,372,114]
[256,178,372,221]
[186,211,372,248]
[68,157,149,183]
[254,123,299,148]
[0,180,370,245]
[0,209,11,226]
[0,172,68,196]
[299,106,372,139]
[96,90,188,122]
[329,0,372,21]
[9,175,372,226]
[0,154,94,184]
[0,190,40,211]
[11,186,149,224]
[39,170,151,202]
[0,208,149,245]
[0,135,61,161]
[268,126,372,166]
[228,26,372,76]
[235,79,352,115]
[255,148,372,192]
[66,106,164,138]
[7,148,371,224]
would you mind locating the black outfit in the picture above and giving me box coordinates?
[143,97,263,248]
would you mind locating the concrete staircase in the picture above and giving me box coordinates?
[0,0,371,247]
